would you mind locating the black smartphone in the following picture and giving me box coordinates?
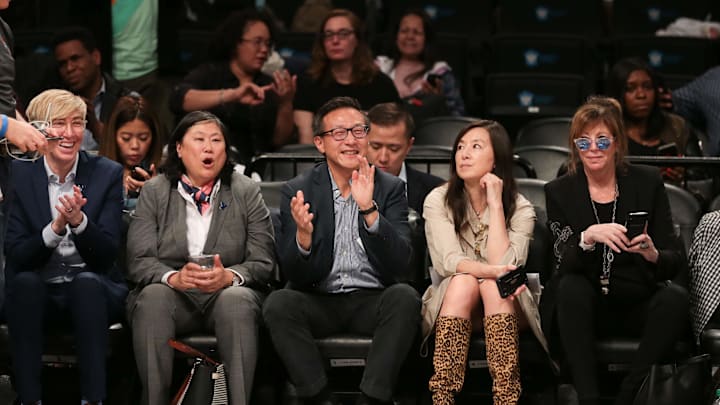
[625,211,649,239]
[426,73,441,86]
[130,164,149,181]
[496,268,527,299]
[658,142,679,156]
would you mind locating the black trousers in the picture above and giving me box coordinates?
[262,284,421,401]
[6,271,126,403]
[554,274,689,402]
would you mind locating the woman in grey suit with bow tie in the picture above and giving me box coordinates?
[126,111,276,405]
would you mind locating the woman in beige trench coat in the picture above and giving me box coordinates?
[421,120,549,405]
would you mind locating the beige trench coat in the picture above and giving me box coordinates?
[420,184,549,355]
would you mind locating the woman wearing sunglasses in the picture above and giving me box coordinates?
[541,96,689,405]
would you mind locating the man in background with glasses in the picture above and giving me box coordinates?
[263,97,421,405]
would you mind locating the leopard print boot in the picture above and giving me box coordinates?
[484,313,521,405]
[428,316,472,405]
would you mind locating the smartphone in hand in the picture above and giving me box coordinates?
[496,268,527,298]
[658,142,679,156]
[625,211,649,239]
[426,73,441,87]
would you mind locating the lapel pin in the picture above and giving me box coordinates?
[219,201,227,210]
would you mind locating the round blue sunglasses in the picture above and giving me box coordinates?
[574,136,613,151]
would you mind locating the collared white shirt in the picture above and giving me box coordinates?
[41,155,89,283]
[160,179,244,287]
[398,162,408,196]
[398,162,408,184]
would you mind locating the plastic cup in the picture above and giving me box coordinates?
[188,254,215,270]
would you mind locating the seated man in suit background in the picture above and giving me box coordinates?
[367,102,444,291]
[262,97,421,405]
[51,26,134,151]
[366,102,444,216]
[4,89,127,405]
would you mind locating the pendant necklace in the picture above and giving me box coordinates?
[590,183,618,295]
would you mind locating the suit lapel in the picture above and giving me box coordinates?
[74,153,92,216]
[312,164,333,249]
[405,167,419,210]
[203,182,232,253]
[168,184,189,255]
[32,160,53,225]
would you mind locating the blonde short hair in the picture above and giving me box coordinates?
[26,89,87,123]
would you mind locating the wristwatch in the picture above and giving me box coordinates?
[358,200,378,215]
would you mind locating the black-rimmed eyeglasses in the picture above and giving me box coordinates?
[318,124,369,141]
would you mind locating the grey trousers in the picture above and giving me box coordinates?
[129,284,264,405]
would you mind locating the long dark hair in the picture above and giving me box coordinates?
[606,57,667,139]
[389,8,438,86]
[160,111,234,186]
[100,94,164,169]
[446,120,517,234]
[307,9,379,86]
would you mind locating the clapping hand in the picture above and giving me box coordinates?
[52,185,87,233]
[351,156,375,209]
[291,190,314,250]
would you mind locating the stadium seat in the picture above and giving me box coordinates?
[250,149,323,182]
[495,0,604,37]
[275,32,315,76]
[664,183,703,253]
[709,195,720,212]
[612,1,711,35]
[515,117,572,148]
[489,34,594,77]
[611,35,719,77]
[173,29,214,76]
[381,1,493,40]
[484,73,588,137]
[513,145,570,182]
[413,116,478,147]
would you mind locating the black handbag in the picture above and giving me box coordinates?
[170,339,229,405]
[632,354,713,405]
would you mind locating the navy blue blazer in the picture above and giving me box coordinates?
[4,151,127,291]
[279,162,412,290]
